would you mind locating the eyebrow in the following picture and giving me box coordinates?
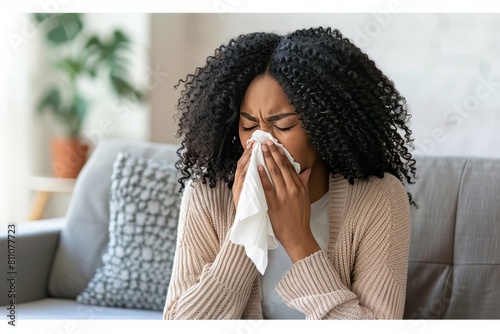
[240,112,297,122]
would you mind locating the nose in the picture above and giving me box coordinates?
[258,124,275,137]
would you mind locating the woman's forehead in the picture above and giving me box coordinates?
[240,75,295,115]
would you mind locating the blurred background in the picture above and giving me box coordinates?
[1,12,499,224]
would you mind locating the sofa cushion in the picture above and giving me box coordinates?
[17,298,161,319]
[48,139,179,298]
[404,155,466,319]
[404,154,500,319]
[447,157,500,318]
[76,152,182,310]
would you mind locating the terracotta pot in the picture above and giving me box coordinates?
[51,137,90,178]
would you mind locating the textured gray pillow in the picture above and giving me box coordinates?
[76,152,181,310]
[48,139,179,298]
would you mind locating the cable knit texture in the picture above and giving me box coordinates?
[163,173,411,319]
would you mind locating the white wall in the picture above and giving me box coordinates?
[1,13,37,225]
[150,13,500,159]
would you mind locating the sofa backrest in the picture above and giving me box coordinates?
[48,139,180,298]
[404,154,500,319]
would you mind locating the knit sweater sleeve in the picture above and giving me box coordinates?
[162,181,258,319]
[275,174,411,319]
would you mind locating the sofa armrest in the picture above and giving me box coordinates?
[0,218,65,305]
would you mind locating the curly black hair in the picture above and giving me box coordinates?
[174,26,417,205]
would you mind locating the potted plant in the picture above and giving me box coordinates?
[34,13,144,178]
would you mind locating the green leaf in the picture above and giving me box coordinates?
[110,73,142,99]
[108,30,131,55]
[71,95,88,136]
[113,30,129,44]
[47,13,83,44]
[84,35,103,52]
[33,13,53,24]
[133,89,144,101]
[109,61,127,75]
[109,60,144,101]
[81,36,103,77]
[37,87,62,115]
[56,57,84,77]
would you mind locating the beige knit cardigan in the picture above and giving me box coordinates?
[163,173,411,319]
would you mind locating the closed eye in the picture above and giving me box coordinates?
[275,123,298,131]
[242,125,258,132]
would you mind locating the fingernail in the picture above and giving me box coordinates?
[246,141,252,149]
[257,165,264,172]
[262,144,269,152]
[265,139,274,146]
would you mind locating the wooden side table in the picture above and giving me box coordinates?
[28,176,76,221]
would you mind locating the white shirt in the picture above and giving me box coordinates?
[260,191,329,319]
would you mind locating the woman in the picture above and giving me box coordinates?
[163,26,417,320]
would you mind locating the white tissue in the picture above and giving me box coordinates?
[229,130,301,274]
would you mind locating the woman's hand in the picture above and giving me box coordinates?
[258,139,321,263]
[232,141,255,209]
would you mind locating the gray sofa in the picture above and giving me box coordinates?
[1,138,499,319]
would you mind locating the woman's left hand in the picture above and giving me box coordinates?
[258,139,321,263]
